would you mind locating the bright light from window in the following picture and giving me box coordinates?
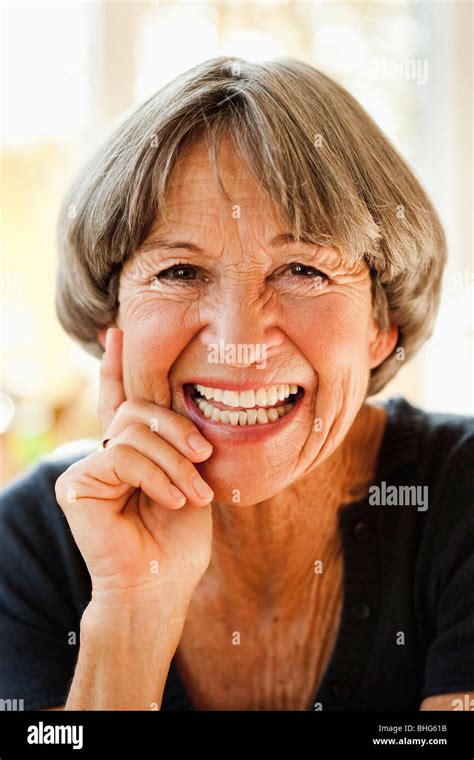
[135,6,219,101]
[2,1,90,146]
[220,30,283,60]
[0,392,15,434]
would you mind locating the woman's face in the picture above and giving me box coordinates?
[116,136,396,504]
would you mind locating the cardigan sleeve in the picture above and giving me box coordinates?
[420,427,474,701]
[0,454,92,710]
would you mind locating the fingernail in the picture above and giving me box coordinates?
[169,483,186,507]
[187,432,213,455]
[192,475,214,501]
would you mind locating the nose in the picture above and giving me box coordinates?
[198,293,283,368]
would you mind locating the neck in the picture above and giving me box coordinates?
[206,402,387,610]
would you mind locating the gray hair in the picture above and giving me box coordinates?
[56,56,447,395]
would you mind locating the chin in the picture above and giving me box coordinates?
[195,456,295,506]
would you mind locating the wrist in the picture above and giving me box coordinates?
[82,586,191,637]
[88,579,192,611]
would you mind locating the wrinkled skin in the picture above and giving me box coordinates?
[115,134,398,506]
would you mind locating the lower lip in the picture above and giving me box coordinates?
[181,384,305,443]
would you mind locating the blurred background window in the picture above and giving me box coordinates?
[1,0,472,484]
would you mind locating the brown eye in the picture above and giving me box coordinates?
[156,264,199,280]
[289,263,328,280]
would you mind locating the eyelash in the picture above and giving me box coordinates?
[152,263,201,283]
[284,263,329,282]
[151,262,330,285]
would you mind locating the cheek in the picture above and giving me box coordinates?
[120,299,196,399]
[283,296,373,378]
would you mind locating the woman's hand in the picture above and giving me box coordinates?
[55,327,214,607]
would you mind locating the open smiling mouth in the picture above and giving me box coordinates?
[184,383,305,426]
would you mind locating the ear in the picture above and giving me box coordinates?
[96,323,117,351]
[369,322,399,370]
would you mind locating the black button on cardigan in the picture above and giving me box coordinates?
[353,521,370,542]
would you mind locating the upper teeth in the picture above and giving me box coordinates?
[193,383,298,408]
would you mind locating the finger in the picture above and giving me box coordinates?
[108,423,214,506]
[97,327,126,432]
[103,399,213,462]
[57,444,188,514]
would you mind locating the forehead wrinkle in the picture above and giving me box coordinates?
[167,150,280,216]
[146,197,287,258]
[177,132,253,187]
[164,187,280,217]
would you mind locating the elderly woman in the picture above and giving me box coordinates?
[0,57,473,713]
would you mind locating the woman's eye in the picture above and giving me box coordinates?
[152,264,200,282]
[148,261,328,288]
[286,262,329,283]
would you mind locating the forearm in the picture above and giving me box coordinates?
[65,592,189,710]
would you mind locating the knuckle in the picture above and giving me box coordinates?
[149,460,165,486]
[174,453,194,476]
[109,442,130,465]
[115,399,132,419]
[160,412,197,443]
[104,399,133,431]
[123,422,147,444]
[173,415,196,437]
[54,466,75,505]
[54,473,66,502]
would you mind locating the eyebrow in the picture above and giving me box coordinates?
[136,232,314,255]
[136,236,203,254]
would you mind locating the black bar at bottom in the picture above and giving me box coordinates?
[0,709,473,757]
